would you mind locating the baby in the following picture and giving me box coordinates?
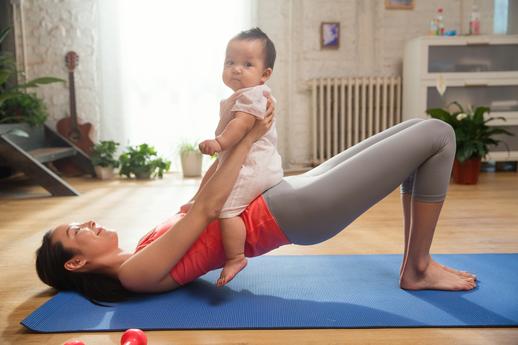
[197,28,283,287]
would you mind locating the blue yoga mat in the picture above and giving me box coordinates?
[22,254,518,332]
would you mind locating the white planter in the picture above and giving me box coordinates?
[180,151,202,177]
[94,165,115,180]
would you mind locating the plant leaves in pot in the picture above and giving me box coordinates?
[426,102,514,184]
[0,27,64,127]
[91,140,120,180]
[179,141,202,178]
[119,143,171,179]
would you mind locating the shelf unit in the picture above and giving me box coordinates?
[403,35,518,161]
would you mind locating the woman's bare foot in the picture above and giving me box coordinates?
[400,258,477,291]
[432,260,477,280]
[216,255,248,287]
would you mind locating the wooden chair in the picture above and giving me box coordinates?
[0,124,94,196]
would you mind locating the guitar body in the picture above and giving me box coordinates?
[54,51,94,176]
[56,117,94,155]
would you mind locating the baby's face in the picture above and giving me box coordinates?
[222,39,272,91]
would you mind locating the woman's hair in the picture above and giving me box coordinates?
[35,230,135,303]
[233,27,276,70]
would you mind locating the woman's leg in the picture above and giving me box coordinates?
[303,118,424,177]
[264,119,476,291]
[302,118,421,268]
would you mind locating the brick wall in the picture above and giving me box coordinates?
[12,0,100,140]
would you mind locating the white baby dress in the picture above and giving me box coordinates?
[216,84,283,218]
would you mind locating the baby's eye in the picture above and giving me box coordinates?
[245,62,253,67]
[225,60,233,65]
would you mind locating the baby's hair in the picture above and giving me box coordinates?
[233,27,276,70]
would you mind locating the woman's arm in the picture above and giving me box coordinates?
[119,101,274,292]
[180,158,219,212]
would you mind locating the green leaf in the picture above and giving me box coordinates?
[17,77,65,89]
[0,91,17,104]
[448,101,465,114]
[0,70,11,85]
[426,108,451,120]
[473,106,488,124]
[0,27,9,44]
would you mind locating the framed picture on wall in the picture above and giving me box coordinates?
[321,22,340,49]
[385,0,414,10]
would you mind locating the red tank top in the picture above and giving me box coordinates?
[134,196,290,285]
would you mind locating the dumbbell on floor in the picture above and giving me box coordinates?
[121,329,147,345]
[63,328,147,345]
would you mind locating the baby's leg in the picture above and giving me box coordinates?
[217,217,248,287]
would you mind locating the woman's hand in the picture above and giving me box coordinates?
[247,96,275,142]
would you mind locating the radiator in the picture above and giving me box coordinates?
[310,76,402,165]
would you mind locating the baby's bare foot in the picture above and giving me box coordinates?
[216,256,248,287]
[400,259,477,291]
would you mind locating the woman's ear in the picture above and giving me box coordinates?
[261,68,273,83]
[64,255,87,272]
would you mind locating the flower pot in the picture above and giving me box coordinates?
[94,165,115,180]
[181,151,202,177]
[452,158,481,184]
[133,167,152,180]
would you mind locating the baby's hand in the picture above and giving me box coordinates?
[199,139,222,156]
[179,200,194,214]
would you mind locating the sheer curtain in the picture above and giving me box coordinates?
[98,0,254,170]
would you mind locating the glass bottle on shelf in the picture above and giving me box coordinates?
[469,5,481,35]
[435,7,445,36]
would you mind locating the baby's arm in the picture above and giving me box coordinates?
[216,112,256,150]
[199,112,256,155]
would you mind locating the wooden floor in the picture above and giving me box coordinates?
[1,171,517,345]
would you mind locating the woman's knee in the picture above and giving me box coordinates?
[425,119,456,151]
[425,119,455,139]
[405,117,425,126]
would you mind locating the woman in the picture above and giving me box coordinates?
[36,105,477,302]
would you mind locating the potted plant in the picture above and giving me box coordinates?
[179,141,202,177]
[0,27,64,127]
[119,143,171,179]
[426,102,514,184]
[0,27,64,178]
[91,140,120,180]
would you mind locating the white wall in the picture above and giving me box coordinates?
[13,0,495,167]
[258,0,494,167]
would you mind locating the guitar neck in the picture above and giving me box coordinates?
[68,71,78,129]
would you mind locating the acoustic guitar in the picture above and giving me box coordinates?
[55,51,94,176]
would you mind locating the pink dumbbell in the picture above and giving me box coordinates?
[121,328,147,345]
[63,341,85,345]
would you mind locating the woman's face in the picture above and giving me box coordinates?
[52,221,119,271]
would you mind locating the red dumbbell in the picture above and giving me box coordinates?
[63,341,85,345]
[121,328,147,345]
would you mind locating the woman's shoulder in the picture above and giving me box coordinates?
[135,214,184,252]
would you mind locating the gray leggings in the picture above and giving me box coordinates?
[263,118,456,245]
